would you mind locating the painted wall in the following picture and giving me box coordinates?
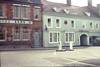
[43,12,100,47]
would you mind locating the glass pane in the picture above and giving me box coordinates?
[54,33,57,42]
[66,33,68,42]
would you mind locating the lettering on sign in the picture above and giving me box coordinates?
[0,20,32,24]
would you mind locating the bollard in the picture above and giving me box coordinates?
[69,42,74,51]
[58,41,62,50]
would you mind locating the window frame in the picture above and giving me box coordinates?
[49,32,60,43]
[33,6,41,20]
[65,32,75,43]
[47,18,53,28]
[56,19,61,28]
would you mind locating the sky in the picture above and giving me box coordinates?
[47,0,100,7]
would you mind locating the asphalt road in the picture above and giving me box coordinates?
[0,46,100,67]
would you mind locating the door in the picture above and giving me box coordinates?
[80,34,88,46]
[34,32,41,47]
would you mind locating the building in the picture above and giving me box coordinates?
[42,0,100,47]
[0,0,43,48]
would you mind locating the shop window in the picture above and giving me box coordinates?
[0,27,5,40]
[13,26,20,40]
[22,26,30,40]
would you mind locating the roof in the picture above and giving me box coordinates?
[42,0,100,18]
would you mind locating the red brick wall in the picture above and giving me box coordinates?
[5,3,13,19]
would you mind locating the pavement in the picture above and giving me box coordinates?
[0,46,100,67]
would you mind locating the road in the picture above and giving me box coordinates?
[0,46,100,67]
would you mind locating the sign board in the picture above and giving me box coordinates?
[0,20,32,24]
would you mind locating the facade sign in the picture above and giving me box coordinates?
[0,20,32,24]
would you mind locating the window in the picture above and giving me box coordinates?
[64,20,68,25]
[50,33,53,42]
[65,32,74,42]
[13,26,30,41]
[21,6,29,18]
[71,20,74,28]
[56,19,60,28]
[0,26,5,41]
[96,24,99,29]
[47,18,52,28]
[34,6,41,20]
[13,6,20,18]
[13,26,20,40]
[22,26,30,40]
[90,22,92,28]
[49,32,60,43]
[0,4,3,16]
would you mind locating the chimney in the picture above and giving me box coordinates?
[67,0,71,6]
[88,0,92,8]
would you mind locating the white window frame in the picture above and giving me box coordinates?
[33,6,41,20]
[56,18,61,28]
[21,28,30,41]
[13,4,21,19]
[47,17,53,28]
[65,32,75,43]
[12,27,21,41]
[21,5,30,19]
[49,32,60,43]
[89,22,94,29]
[71,20,75,29]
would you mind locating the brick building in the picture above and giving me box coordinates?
[0,0,43,48]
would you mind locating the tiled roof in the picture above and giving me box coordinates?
[42,0,100,18]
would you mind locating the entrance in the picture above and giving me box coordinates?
[80,34,88,46]
[33,31,41,47]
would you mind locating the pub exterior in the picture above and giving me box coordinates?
[0,0,43,48]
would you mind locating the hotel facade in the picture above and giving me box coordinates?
[0,0,43,48]
[42,0,100,47]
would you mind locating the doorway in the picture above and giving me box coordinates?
[80,34,88,46]
[33,31,41,47]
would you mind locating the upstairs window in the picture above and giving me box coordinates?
[56,19,60,28]
[21,6,29,19]
[47,18,52,28]
[64,20,68,25]
[0,4,3,16]
[34,6,41,20]
[96,24,99,29]
[90,22,93,28]
[13,5,20,18]
[71,20,74,28]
